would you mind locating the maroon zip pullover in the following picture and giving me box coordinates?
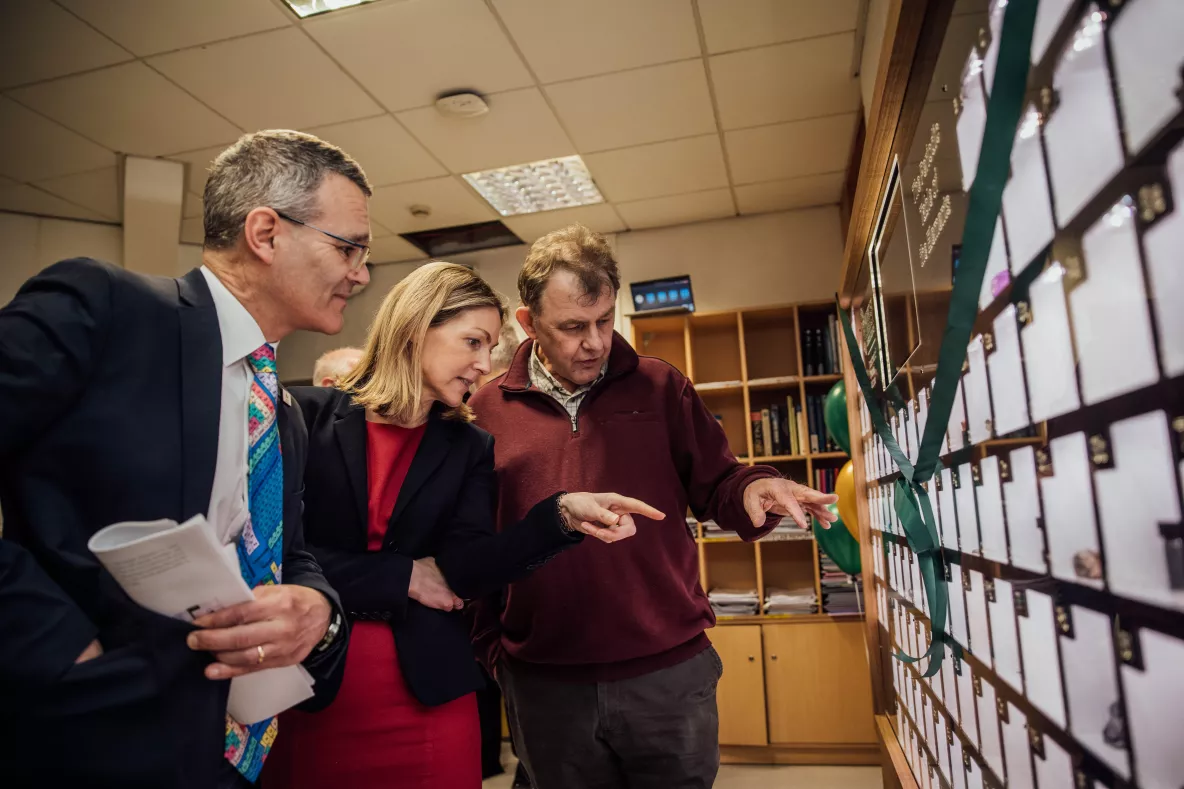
[468,332,779,681]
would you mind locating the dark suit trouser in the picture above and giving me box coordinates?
[500,647,723,789]
[219,760,256,789]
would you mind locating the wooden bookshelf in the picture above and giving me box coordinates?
[631,302,876,763]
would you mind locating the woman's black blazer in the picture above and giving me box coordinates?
[293,386,580,706]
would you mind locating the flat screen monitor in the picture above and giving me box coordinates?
[629,275,694,314]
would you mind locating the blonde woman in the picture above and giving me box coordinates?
[264,263,661,789]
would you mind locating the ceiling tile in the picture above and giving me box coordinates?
[711,33,860,130]
[305,0,533,113]
[0,1,132,89]
[369,177,496,234]
[503,203,625,244]
[59,0,290,57]
[0,176,16,188]
[369,235,427,264]
[583,135,728,203]
[615,188,735,230]
[0,183,110,222]
[307,115,446,187]
[734,172,845,214]
[726,113,857,184]
[546,60,716,153]
[9,62,242,156]
[0,97,116,182]
[493,0,701,84]
[698,0,860,54]
[397,88,573,174]
[35,167,122,220]
[165,144,231,197]
[149,29,380,131]
[180,215,204,244]
[370,218,395,238]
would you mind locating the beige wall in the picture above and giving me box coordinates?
[278,207,845,381]
[0,212,122,304]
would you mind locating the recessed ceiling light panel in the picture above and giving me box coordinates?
[283,0,377,18]
[463,155,605,217]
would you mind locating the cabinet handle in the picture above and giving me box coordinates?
[771,655,778,661]
[747,655,755,662]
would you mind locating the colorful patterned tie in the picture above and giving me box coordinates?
[225,343,284,782]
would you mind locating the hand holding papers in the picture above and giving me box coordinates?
[88,514,315,724]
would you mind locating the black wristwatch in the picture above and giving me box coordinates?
[314,611,343,653]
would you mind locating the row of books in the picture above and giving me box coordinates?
[813,466,838,494]
[750,394,840,457]
[802,316,846,376]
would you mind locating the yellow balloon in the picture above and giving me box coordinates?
[835,460,859,539]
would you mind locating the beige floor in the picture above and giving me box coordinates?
[482,745,883,789]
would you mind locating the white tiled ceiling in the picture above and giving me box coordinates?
[503,203,626,245]
[726,113,859,184]
[710,32,861,129]
[306,115,446,188]
[396,88,573,174]
[492,0,701,84]
[148,28,381,131]
[0,0,865,262]
[584,135,729,203]
[0,1,131,90]
[697,0,862,54]
[304,0,534,113]
[545,60,717,153]
[614,188,735,230]
[734,172,846,214]
[59,0,291,57]
[9,62,242,155]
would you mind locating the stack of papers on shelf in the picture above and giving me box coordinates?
[820,552,861,615]
[708,588,759,617]
[763,586,817,615]
[701,520,739,539]
[761,517,812,541]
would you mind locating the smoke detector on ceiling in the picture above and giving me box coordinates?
[435,92,489,118]
[409,204,431,218]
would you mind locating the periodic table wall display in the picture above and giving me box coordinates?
[843,0,1184,787]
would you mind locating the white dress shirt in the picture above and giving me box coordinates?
[199,266,269,548]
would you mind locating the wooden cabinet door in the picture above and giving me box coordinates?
[763,621,877,744]
[709,625,768,746]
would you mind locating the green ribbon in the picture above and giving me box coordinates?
[837,0,1037,677]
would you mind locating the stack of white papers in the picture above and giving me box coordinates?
[88,514,315,724]
[764,587,817,615]
[708,588,759,617]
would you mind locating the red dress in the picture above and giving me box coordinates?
[264,421,481,789]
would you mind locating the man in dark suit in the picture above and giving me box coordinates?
[0,130,373,788]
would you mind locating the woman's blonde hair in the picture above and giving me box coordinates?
[340,262,506,423]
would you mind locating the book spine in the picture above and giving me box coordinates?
[769,405,782,456]
[750,411,764,457]
[761,408,773,458]
[808,395,820,453]
[797,406,806,456]
[785,396,796,455]
[803,326,814,376]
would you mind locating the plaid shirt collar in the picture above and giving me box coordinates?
[528,344,608,414]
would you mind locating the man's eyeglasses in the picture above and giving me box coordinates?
[274,210,370,271]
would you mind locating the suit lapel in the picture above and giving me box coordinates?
[334,399,370,533]
[177,270,222,520]
[386,415,452,544]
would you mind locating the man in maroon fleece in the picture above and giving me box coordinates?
[468,224,838,789]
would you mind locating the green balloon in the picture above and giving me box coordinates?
[823,380,851,455]
[815,503,861,575]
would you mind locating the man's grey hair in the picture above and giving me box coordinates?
[490,318,522,374]
[203,129,372,250]
[313,346,364,387]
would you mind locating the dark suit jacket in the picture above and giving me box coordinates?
[294,386,581,706]
[0,260,347,789]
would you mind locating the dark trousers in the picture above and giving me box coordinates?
[477,665,506,778]
[218,760,255,789]
[500,646,723,789]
